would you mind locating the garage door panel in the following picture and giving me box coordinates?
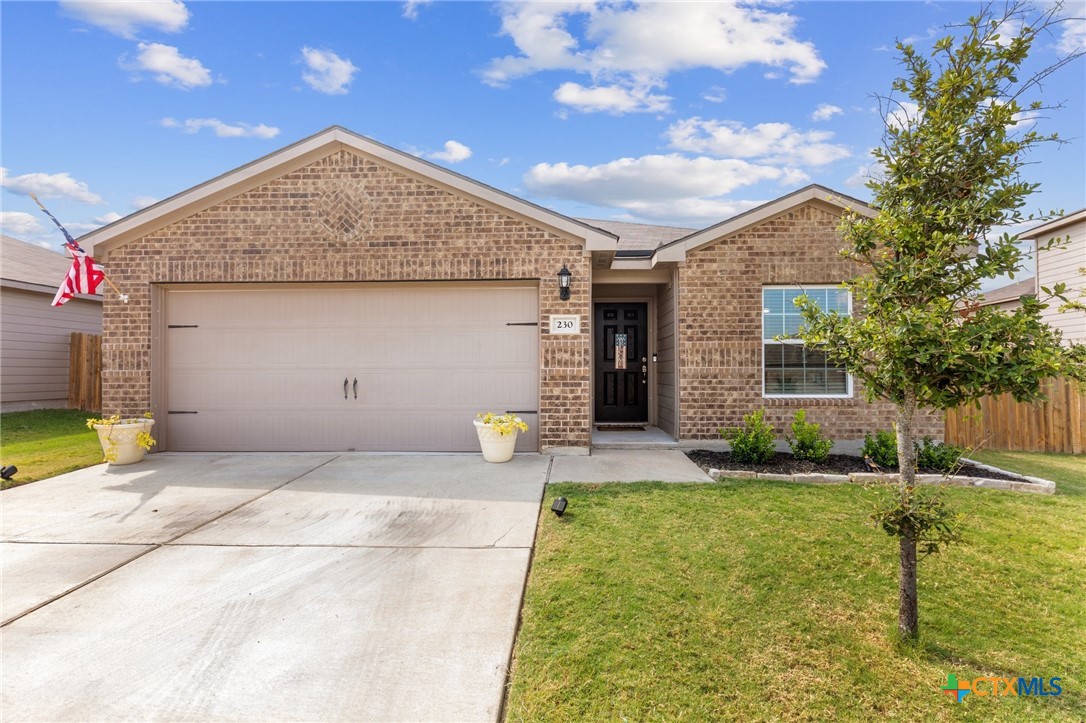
[165,285,539,452]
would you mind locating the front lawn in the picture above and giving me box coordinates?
[0,409,103,490]
[506,457,1085,721]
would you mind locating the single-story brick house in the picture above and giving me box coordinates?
[81,126,939,453]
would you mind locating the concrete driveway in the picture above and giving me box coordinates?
[1,453,549,722]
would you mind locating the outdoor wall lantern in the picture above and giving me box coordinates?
[557,265,572,301]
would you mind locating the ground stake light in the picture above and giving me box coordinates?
[1,465,17,481]
[551,497,567,517]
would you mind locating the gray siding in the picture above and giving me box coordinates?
[656,279,677,437]
[1037,219,1086,343]
[1,288,102,410]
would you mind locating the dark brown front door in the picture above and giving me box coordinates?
[594,302,649,423]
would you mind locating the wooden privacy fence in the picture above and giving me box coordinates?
[945,376,1086,454]
[68,332,101,412]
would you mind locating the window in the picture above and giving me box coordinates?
[763,286,851,397]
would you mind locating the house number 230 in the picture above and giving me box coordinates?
[550,315,581,334]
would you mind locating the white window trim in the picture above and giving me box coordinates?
[762,285,853,399]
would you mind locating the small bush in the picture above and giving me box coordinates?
[788,410,834,463]
[720,409,776,464]
[862,429,898,469]
[916,437,964,473]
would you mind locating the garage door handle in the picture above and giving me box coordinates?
[344,377,349,400]
[353,378,358,399]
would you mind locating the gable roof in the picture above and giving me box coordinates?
[81,126,618,256]
[0,234,102,299]
[979,277,1036,306]
[652,184,875,264]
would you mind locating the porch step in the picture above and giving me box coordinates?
[591,425,680,449]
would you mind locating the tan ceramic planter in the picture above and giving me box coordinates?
[93,419,155,465]
[473,420,518,463]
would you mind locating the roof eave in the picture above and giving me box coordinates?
[1019,209,1086,240]
[652,185,874,263]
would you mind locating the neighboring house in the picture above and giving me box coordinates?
[1019,210,1086,344]
[80,126,939,453]
[1,235,102,412]
[979,277,1036,312]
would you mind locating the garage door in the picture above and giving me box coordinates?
[164,285,539,452]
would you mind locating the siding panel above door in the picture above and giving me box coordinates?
[165,285,539,452]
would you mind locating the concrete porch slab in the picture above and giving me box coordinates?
[0,454,337,545]
[1,544,529,722]
[176,454,549,548]
[549,449,713,483]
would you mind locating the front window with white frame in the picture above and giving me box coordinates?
[763,286,851,397]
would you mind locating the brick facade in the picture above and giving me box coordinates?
[100,149,592,449]
[676,202,943,442]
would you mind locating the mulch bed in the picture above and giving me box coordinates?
[685,450,1023,482]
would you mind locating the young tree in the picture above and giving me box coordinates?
[797,2,1086,638]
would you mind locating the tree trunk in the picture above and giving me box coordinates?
[896,390,919,638]
[899,527,919,638]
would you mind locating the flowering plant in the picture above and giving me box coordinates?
[475,412,528,437]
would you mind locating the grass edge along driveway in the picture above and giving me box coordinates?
[505,452,1085,722]
[0,409,102,490]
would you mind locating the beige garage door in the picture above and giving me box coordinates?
[165,285,539,452]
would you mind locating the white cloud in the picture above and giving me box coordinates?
[93,212,122,225]
[0,211,47,239]
[60,0,189,39]
[666,118,850,166]
[524,153,808,224]
[701,85,727,103]
[845,152,885,189]
[553,80,670,114]
[160,117,280,139]
[811,103,843,121]
[885,100,921,130]
[0,167,104,204]
[132,196,158,209]
[483,3,826,94]
[124,42,212,89]
[1056,17,1086,55]
[428,140,473,163]
[402,0,432,20]
[301,47,358,95]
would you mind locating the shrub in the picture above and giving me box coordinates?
[916,437,964,473]
[861,429,898,469]
[788,410,834,463]
[720,409,776,464]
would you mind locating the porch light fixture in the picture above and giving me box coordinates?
[557,265,572,301]
[551,497,568,517]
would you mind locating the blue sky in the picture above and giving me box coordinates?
[2,1,1084,256]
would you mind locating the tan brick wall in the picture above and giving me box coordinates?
[677,202,943,442]
[101,149,592,449]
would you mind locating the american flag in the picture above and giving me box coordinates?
[52,243,105,306]
[30,194,107,306]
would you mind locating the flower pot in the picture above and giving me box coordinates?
[474,419,518,463]
[93,419,155,465]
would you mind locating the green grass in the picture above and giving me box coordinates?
[0,409,103,489]
[507,459,1085,721]
[967,450,1085,496]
